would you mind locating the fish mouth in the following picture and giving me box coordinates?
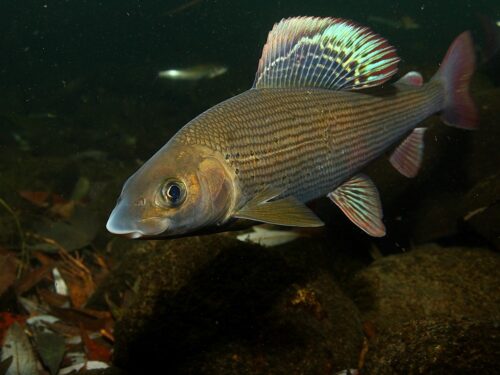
[106,204,170,238]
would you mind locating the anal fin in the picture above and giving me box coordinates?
[390,127,426,178]
[328,174,385,237]
[234,189,324,227]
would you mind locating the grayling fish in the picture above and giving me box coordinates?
[107,16,477,239]
[158,64,228,80]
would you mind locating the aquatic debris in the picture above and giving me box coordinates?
[32,329,66,375]
[58,361,109,374]
[10,132,30,152]
[70,176,91,201]
[289,287,326,320]
[18,190,50,208]
[0,198,27,276]
[34,206,99,252]
[1,322,38,375]
[158,64,228,80]
[108,16,477,239]
[0,255,18,298]
[236,226,302,247]
[52,267,69,296]
[335,370,358,375]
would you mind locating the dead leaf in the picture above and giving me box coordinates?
[38,289,70,309]
[15,263,53,295]
[34,206,98,252]
[49,200,76,220]
[80,325,112,363]
[1,322,38,375]
[0,357,13,375]
[58,361,109,374]
[18,190,50,208]
[33,330,66,375]
[50,307,108,332]
[0,255,18,297]
[0,313,26,344]
[55,251,94,309]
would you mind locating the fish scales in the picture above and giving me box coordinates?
[175,81,444,204]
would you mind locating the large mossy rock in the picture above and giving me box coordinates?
[363,318,500,374]
[110,235,364,374]
[351,244,500,373]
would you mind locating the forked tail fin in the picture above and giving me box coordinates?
[432,31,478,129]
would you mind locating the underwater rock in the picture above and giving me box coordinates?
[352,244,500,331]
[111,235,363,374]
[351,244,500,372]
[462,173,500,250]
[362,318,500,374]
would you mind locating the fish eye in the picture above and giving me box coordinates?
[160,179,187,207]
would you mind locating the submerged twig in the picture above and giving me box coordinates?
[0,198,28,277]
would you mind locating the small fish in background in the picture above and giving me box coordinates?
[107,16,477,239]
[368,15,420,30]
[162,0,203,17]
[158,64,228,81]
[24,112,59,120]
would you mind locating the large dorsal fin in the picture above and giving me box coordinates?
[253,17,400,91]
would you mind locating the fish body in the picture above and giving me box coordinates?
[107,17,477,239]
[175,83,442,203]
[158,64,227,80]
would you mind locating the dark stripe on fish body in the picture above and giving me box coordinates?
[175,80,444,205]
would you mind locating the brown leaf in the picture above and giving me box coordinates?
[0,255,18,297]
[51,307,108,332]
[49,200,76,220]
[80,325,112,363]
[15,263,53,295]
[0,313,26,344]
[18,190,50,207]
[58,250,95,308]
[38,289,70,309]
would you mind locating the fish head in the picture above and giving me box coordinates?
[106,141,235,238]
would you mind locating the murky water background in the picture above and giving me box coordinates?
[0,1,499,374]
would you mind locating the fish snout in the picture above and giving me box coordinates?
[106,200,169,238]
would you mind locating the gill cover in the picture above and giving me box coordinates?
[106,141,234,238]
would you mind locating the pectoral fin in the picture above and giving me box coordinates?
[234,189,324,227]
[328,174,386,237]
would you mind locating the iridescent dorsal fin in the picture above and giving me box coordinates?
[253,16,400,90]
